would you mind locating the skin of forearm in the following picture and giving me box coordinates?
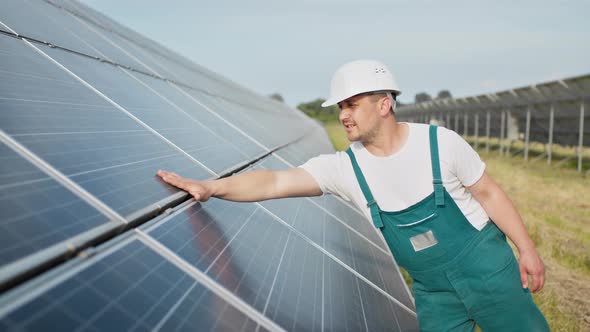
[475,185,536,254]
[209,169,279,202]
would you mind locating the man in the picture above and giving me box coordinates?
[158,60,549,331]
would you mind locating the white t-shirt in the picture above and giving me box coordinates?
[299,123,490,230]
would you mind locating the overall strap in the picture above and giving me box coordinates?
[429,125,445,206]
[345,148,384,228]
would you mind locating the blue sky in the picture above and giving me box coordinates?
[81,0,590,107]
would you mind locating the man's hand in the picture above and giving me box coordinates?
[157,167,321,202]
[518,249,545,293]
[157,170,213,202]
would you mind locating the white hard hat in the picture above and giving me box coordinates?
[322,59,401,107]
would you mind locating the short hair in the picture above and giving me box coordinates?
[366,91,396,113]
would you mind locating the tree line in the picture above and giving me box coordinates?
[267,89,453,123]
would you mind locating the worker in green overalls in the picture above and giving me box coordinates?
[158,59,550,331]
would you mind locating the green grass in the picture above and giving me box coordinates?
[324,120,350,151]
[322,121,590,331]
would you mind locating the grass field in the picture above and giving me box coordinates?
[322,120,590,331]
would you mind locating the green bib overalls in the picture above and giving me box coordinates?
[346,125,549,331]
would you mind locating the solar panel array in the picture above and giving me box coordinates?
[396,75,589,168]
[0,1,418,330]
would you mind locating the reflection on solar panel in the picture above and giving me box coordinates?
[0,1,418,330]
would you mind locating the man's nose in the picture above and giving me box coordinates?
[339,108,350,121]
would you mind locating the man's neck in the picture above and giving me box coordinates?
[362,120,409,157]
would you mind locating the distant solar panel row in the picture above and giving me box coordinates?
[397,73,590,146]
[0,0,418,330]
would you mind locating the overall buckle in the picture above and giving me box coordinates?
[433,179,445,206]
[366,200,384,228]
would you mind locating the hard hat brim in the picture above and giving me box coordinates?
[321,97,342,107]
[321,90,401,108]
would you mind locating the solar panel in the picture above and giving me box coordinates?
[41,45,265,174]
[182,90,310,150]
[0,141,115,272]
[0,236,274,331]
[0,1,419,330]
[143,198,418,330]
[0,35,213,217]
[0,0,150,71]
[274,128,335,166]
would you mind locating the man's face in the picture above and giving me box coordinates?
[338,93,385,143]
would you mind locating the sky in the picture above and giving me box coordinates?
[80,0,590,107]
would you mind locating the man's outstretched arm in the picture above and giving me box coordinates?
[157,168,323,203]
[467,171,545,293]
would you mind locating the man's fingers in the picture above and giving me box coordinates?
[157,170,188,189]
[519,263,528,289]
[157,170,208,201]
[157,169,181,179]
[531,271,545,293]
[157,169,173,178]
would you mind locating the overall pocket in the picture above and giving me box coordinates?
[395,212,438,228]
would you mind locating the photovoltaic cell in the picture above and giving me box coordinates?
[41,45,263,174]
[0,238,268,332]
[0,34,211,217]
[0,142,112,269]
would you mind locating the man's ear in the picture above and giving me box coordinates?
[379,96,392,116]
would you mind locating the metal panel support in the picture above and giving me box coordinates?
[524,108,531,161]
[506,111,512,156]
[548,105,554,164]
[500,110,506,156]
[464,113,469,137]
[578,101,585,173]
[486,111,491,153]
[474,114,480,149]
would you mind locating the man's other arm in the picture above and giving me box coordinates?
[467,172,545,293]
[157,168,323,202]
